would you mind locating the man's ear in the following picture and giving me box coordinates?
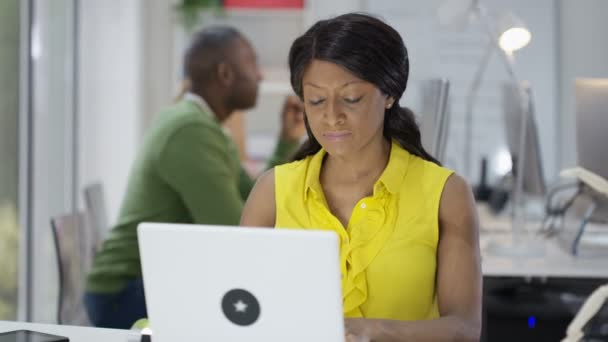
[217,62,235,87]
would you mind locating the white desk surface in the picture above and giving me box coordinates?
[0,321,139,342]
[480,232,608,278]
[478,205,608,279]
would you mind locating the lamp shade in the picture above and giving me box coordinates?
[437,1,531,53]
[497,11,531,52]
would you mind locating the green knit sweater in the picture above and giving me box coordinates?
[86,99,296,293]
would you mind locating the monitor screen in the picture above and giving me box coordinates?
[420,78,451,163]
[501,81,546,196]
[575,79,608,181]
[575,78,608,222]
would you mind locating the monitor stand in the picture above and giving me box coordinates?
[485,202,546,258]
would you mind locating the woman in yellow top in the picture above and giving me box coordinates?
[241,13,481,341]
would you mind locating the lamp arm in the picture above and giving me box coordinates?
[463,3,523,180]
[476,4,531,236]
[477,5,521,84]
[464,42,494,180]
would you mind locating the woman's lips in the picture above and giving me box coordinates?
[323,131,352,141]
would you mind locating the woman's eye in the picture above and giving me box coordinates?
[308,98,325,106]
[344,96,363,104]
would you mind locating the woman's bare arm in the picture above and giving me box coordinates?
[240,168,277,227]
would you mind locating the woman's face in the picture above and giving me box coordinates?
[301,59,393,158]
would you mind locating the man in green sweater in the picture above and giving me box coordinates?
[84,26,304,329]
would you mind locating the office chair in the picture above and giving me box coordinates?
[50,212,91,325]
[83,182,109,254]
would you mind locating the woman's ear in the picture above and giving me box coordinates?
[217,62,235,87]
[385,96,395,109]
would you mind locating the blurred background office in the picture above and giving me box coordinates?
[0,0,607,340]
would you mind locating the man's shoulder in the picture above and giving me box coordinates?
[150,101,222,141]
[158,100,216,127]
[139,101,225,160]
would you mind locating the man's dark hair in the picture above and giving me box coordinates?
[183,26,243,92]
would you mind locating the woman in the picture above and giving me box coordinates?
[241,13,481,341]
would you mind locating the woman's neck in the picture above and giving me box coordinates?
[324,136,391,186]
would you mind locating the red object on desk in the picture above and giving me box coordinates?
[224,0,303,9]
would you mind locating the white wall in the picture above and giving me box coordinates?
[30,0,77,323]
[558,0,608,169]
[140,0,176,133]
[78,0,144,226]
[79,0,178,226]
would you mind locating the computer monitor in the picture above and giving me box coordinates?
[501,81,546,196]
[575,79,608,182]
[575,78,608,222]
[420,78,451,164]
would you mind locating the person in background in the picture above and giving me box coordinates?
[84,26,305,329]
[241,13,482,341]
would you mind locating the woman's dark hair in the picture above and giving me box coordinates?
[288,13,439,165]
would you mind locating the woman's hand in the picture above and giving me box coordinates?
[345,334,371,342]
[345,318,373,342]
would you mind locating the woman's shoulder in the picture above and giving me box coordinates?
[419,157,453,178]
[389,148,454,199]
[274,154,318,199]
[393,144,453,180]
[275,154,314,175]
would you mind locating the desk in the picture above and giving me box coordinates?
[480,232,608,279]
[478,203,608,279]
[0,321,139,342]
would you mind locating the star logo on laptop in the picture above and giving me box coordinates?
[234,300,248,313]
[222,289,261,326]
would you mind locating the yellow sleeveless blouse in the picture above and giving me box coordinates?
[274,140,453,320]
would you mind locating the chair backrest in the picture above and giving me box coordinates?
[420,78,451,163]
[83,183,108,253]
[50,212,91,325]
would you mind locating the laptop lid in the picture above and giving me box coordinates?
[138,223,344,342]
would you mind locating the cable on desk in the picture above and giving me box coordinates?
[540,181,582,236]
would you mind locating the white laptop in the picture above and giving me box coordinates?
[138,223,344,342]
